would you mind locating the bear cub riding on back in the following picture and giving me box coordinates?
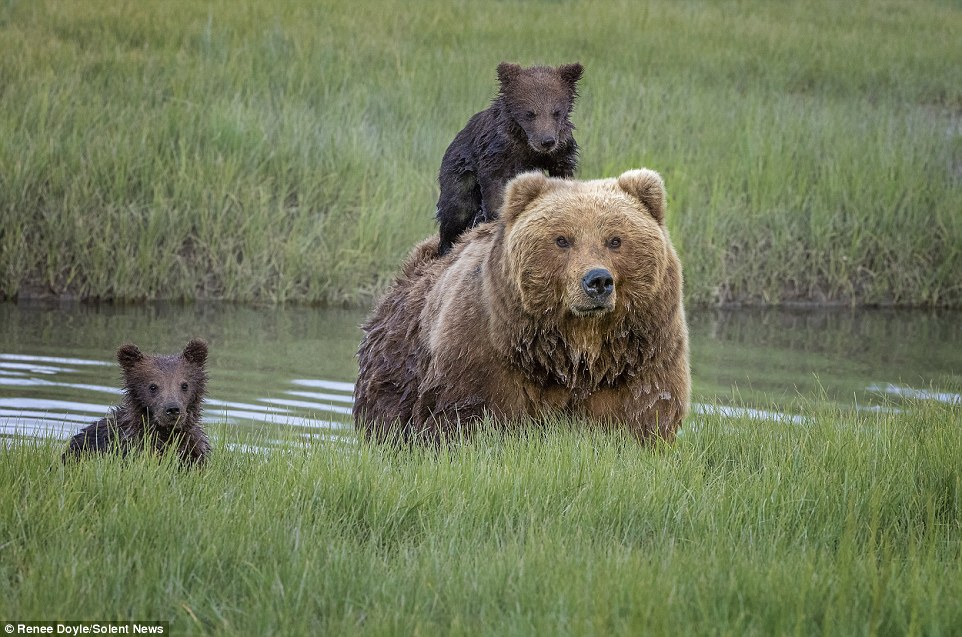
[435,61,583,256]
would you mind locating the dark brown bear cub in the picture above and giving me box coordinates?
[435,61,583,255]
[64,339,211,465]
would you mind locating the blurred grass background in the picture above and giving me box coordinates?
[1,0,960,305]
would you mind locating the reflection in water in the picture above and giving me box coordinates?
[687,307,962,411]
[0,301,366,447]
[866,383,961,405]
[0,350,357,445]
[0,352,121,439]
[690,403,807,425]
[0,302,959,445]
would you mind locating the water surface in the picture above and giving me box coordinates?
[1,302,362,449]
[1,302,958,448]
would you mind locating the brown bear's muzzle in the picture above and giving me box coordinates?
[151,401,186,429]
[530,135,558,153]
[571,268,615,316]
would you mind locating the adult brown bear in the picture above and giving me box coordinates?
[356,170,689,444]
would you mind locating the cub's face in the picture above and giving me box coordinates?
[501,170,671,320]
[497,62,583,154]
[117,339,208,430]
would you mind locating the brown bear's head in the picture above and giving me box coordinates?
[497,62,583,154]
[118,338,209,431]
[499,169,676,321]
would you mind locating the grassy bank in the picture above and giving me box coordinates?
[2,399,961,635]
[1,0,961,305]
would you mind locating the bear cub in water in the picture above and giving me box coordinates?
[435,61,583,255]
[64,339,211,465]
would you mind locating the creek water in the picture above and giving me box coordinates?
[1,301,959,449]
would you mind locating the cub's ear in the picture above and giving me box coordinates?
[182,339,208,366]
[501,171,549,223]
[617,169,667,224]
[497,62,522,87]
[116,344,144,370]
[558,62,584,87]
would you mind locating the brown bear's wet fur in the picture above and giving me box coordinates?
[356,169,690,444]
[435,61,583,256]
[63,339,211,465]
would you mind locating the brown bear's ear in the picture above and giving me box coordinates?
[501,171,550,223]
[617,169,667,224]
[117,344,144,370]
[497,62,522,87]
[558,62,584,88]
[182,339,208,366]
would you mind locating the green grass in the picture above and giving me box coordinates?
[2,399,960,635]
[0,0,960,305]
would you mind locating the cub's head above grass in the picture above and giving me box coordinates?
[355,169,690,445]
[64,339,211,465]
[117,339,209,434]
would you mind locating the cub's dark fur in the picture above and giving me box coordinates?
[435,61,583,255]
[63,339,211,466]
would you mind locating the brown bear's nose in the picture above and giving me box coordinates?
[582,268,614,300]
[539,136,557,150]
[163,404,181,418]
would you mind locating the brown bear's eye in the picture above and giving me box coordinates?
[181,382,189,392]
[525,110,536,120]
[608,237,622,249]
[148,384,158,393]
[555,236,570,249]
[552,109,562,119]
